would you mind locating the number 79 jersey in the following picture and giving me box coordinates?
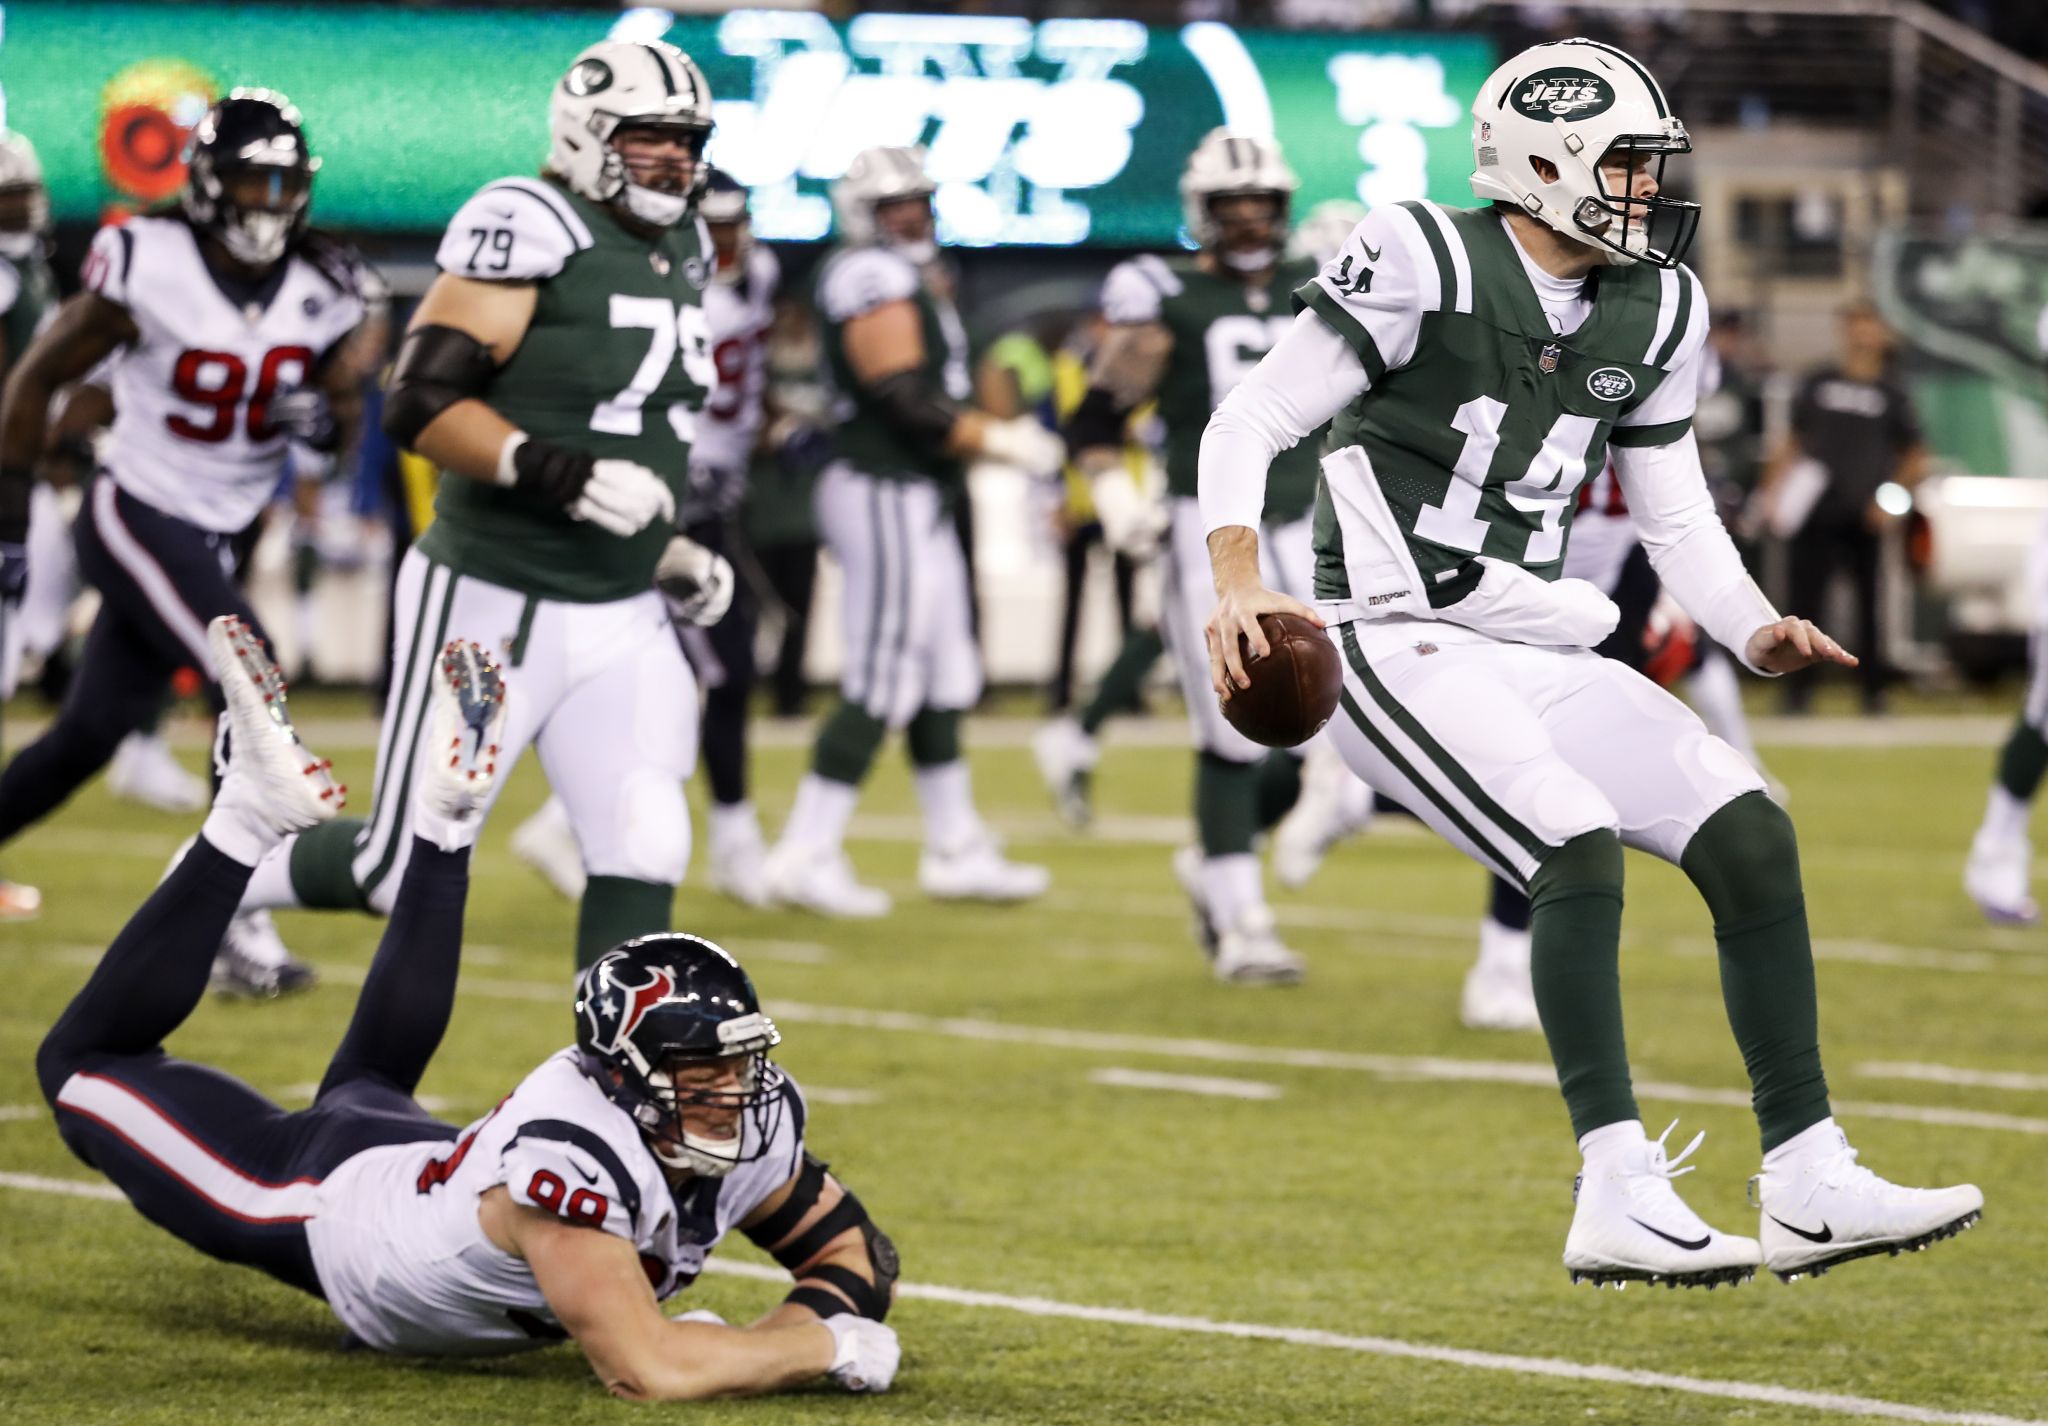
[1296,200,1707,603]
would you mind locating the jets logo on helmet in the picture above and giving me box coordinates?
[549,39,714,229]
[1512,69,1616,120]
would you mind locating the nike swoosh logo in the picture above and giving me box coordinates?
[1766,1213,1833,1244]
[567,1156,600,1185]
[1629,1216,1711,1251]
[1361,241,1383,262]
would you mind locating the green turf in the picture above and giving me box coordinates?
[2,710,2045,1424]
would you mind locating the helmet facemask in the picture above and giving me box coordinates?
[1552,129,1699,270]
[871,194,937,266]
[699,174,752,285]
[603,119,711,229]
[639,1039,788,1176]
[1203,190,1290,273]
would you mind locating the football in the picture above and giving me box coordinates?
[1219,612,1342,748]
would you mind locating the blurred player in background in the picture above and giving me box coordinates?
[1964,509,2048,922]
[759,145,1063,917]
[232,40,734,970]
[1204,38,1980,1287]
[0,94,376,981]
[513,167,782,909]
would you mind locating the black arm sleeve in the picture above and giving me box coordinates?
[1059,385,1133,454]
[382,324,499,448]
[866,370,961,458]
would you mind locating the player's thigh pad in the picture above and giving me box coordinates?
[919,515,984,714]
[1332,621,1617,885]
[1541,653,1767,865]
[1163,497,1264,763]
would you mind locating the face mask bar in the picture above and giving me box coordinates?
[642,1054,788,1175]
[1569,132,1700,270]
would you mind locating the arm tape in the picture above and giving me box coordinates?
[1060,386,1131,453]
[382,324,498,448]
[784,1284,851,1320]
[743,1152,829,1251]
[865,370,960,456]
[797,1262,893,1322]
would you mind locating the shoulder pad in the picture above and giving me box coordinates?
[437,178,594,282]
[817,247,919,324]
[1099,254,1181,325]
[80,222,141,308]
[297,231,381,306]
[500,1116,646,1240]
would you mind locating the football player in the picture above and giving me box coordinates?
[759,145,1062,917]
[1964,510,2048,923]
[0,93,377,989]
[1201,39,1982,1287]
[37,620,901,1396]
[512,167,781,908]
[233,40,735,968]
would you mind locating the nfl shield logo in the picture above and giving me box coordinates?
[1538,342,1561,374]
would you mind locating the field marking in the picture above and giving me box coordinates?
[1858,1062,2048,1093]
[1088,1067,1282,1100]
[799,1087,879,1106]
[0,1170,2032,1426]
[0,1105,45,1122]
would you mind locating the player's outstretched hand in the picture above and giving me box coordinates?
[822,1315,901,1394]
[1206,580,1322,699]
[1745,615,1858,675]
[572,459,677,537]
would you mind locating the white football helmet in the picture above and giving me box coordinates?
[1288,198,1367,267]
[550,39,714,229]
[0,130,49,262]
[1180,129,1298,271]
[831,146,938,263]
[1469,38,1699,268]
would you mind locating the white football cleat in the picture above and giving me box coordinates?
[919,834,1050,903]
[1212,905,1305,986]
[1563,1121,1762,1290]
[511,797,586,901]
[208,615,343,835]
[1030,716,1098,829]
[1270,741,1372,890]
[108,732,208,814]
[763,841,892,919]
[1752,1125,1983,1282]
[1460,919,1541,1032]
[210,907,317,999]
[1964,831,2037,925]
[1172,844,1220,958]
[420,640,506,825]
[708,802,773,909]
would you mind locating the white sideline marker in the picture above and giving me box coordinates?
[1089,1067,1282,1100]
[1858,1062,2048,1093]
[1,1171,2032,1426]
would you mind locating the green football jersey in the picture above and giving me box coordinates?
[1101,252,1321,522]
[814,244,970,486]
[0,249,56,370]
[1296,201,1704,603]
[416,177,713,603]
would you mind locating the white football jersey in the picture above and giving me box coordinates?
[305,1049,808,1356]
[81,216,369,533]
[692,243,779,478]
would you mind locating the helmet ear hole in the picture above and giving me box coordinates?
[1530,156,1561,184]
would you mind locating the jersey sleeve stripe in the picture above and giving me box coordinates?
[1650,268,1695,369]
[1295,282,1388,384]
[484,178,594,251]
[505,1119,644,1228]
[1609,416,1693,447]
[1398,202,1455,314]
[1643,268,1681,365]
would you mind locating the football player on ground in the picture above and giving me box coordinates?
[1964,510,2048,923]
[37,620,901,1396]
[0,94,376,988]
[512,167,780,908]
[759,145,1062,917]
[1201,39,1982,1287]
[232,41,735,969]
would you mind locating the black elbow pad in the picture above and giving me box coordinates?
[866,370,960,456]
[383,324,498,448]
[1060,385,1132,454]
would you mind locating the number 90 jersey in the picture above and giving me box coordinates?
[305,1049,809,1357]
[417,177,715,603]
[81,216,370,533]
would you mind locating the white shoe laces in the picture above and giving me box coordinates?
[1624,1120,1706,1210]
[1796,1143,1884,1209]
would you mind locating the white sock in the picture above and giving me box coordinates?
[1204,852,1264,928]
[1981,786,2031,845]
[1476,915,1530,973]
[915,761,980,853]
[709,800,761,850]
[414,799,483,854]
[1763,1115,1844,1169]
[242,840,306,910]
[1577,1118,1646,1161]
[782,775,860,855]
[201,805,284,870]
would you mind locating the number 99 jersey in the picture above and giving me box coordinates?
[81,216,371,533]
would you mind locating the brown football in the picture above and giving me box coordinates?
[1219,612,1342,748]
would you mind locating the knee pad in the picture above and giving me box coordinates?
[583,773,692,885]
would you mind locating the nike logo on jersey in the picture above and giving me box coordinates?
[1360,241,1382,263]
[1766,1213,1834,1244]
[567,1155,601,1185]
[1629,1216,1711,1251]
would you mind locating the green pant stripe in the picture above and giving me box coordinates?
[362,568,461,895]
[1338,625,1550,862]
[1336,684,1525,886]
[857,478,886,708]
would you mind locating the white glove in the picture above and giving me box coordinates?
[570,459,676,538]
[1088,468,1169,557]
[979,416,1066,479]
[1435,558,1619,647]
[654,533,736,626]
[822,1315,900,1394]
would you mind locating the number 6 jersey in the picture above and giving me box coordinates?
[81,215,370,533]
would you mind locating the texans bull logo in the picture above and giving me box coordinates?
[586,963,677,1054]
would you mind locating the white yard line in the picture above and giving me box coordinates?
[799,1087,879,1106]
[1858,1062,2048,1093]
[0,1170,2031,1425]
[1089,1067,1282,1100]
[0,1105,44,1122]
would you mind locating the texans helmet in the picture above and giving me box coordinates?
[182,87,319,267]
[698,167,753,284]
[574,934,787,1177]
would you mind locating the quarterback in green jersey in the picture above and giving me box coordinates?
[1201,39,1982,1289]
[228,40,735,967]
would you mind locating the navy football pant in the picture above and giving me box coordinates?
[36,835,465,1296]
[684,516,759,809]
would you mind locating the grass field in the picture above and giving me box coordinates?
[2,696,2046,1425]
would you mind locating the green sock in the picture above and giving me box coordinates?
[1997,720,2048,801]
[906,706,961,767]
[1529,830,1635,1140]
[812,701,888,785]
[288,819,373,910]
[1079,626,1165,736]
[1195,752,1260,856]
[577,875,674,971]
[1255,751,1303,832]
[1681,792,1830,1152]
